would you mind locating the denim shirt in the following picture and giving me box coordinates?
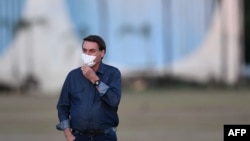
[56,62,122,131]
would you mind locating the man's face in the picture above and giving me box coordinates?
[82,41,104,63]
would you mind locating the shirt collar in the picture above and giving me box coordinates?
[96,62,105,74]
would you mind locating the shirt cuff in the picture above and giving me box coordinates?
[96,82,109,96]
[56,119,70,131]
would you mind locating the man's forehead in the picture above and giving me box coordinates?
[83,41,98,49]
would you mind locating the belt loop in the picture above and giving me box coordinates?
[112,127,117,132]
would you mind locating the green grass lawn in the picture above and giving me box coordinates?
[0,88,249,141]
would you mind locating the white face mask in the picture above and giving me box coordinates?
[81,53,96,67]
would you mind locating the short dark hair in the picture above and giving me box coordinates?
[83,35,106,53]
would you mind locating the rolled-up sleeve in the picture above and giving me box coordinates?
[97,82,110,96]
[56,119,70,130]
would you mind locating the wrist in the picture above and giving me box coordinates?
[64,128,72,136]
[94,79,100,86]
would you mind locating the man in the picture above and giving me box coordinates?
[56,35,122,141]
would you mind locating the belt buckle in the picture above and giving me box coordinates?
[87,130,103,136]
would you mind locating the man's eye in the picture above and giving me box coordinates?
[90,50,96,53]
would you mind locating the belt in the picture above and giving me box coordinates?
[72,127,116,136]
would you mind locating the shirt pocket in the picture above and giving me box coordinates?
[70,85,85,99]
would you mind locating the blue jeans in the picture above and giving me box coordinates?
[73,130,117,141]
